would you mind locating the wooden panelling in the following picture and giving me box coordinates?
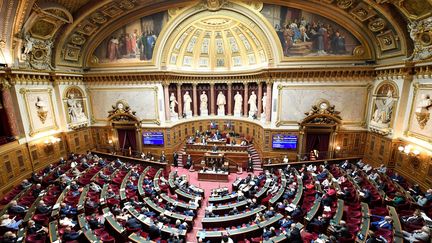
[0,129,89,197]
[335,131,367,158]
[363,133,394,168]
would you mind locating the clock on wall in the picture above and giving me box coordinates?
[317,100,330,111]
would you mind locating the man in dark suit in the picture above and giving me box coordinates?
[8,200,27,215]
[173,152,178,167]
[148,222,161,239]
[62,226,82,241]
[288,224,302,243]
[36,201,51,214]
[32,184,43,198]
[125,217,142,230]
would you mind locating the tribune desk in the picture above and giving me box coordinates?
[198,170,229,182]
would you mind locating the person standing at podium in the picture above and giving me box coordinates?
[185,154,192,169]
[173,152,178,167]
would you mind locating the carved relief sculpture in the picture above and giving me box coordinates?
[407,17,432,61]
[35,96,48,124]
[23,34,54,70]
[301,100,342,125]
[371,90,394,127]
[107,100,137,122]
[262,92,267,117]
[415,94,432,129]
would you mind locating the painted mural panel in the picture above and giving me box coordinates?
[261,4,361,57]
[92,11,168,64]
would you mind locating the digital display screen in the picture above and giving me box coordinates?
[143,132,164,146]
[272,135,297,149]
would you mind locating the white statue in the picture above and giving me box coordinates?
[183,91,192,114]
[169,93,178,115]
[416,94,432,113]
[35,96,47,111]
[248,91,257,116]
[200,91,208,112]
[372,90,394,124]
[24,34,35,54]
[216,91,226,115]
[234,91,243,114]
[75,102,87,121]
[262,92,267,113]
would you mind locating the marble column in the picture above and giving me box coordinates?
[210,83,215,115]
[243,82,248,117]
[163,83,170,121]
[1,82,19,137]
[176,84,182,118]
[266,81,272,123]
[227,82,232,116]
[192,83,198,116]
[257,81,263,118]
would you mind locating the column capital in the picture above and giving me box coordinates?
[192,83,198,87]
[176,83,182,88]
[162,81,171,87]
[0,78,11,91]
[227,82,232,86]
[242,81,249,86]
[265,79,274,85]
[209,82,215,87]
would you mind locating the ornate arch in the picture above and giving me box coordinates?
[374,80,399,98]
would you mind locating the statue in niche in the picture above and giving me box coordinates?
[372,90,394,125]
[67,93,87,123]
[200,91,208,112]
[234,91,243,114]
[248,91,258,116]
[262,92,267,115]
[169,93,178,115]
[183,91,192,115]
[216,91,226,115]
[415,94,432,129]
[35,96,48,124]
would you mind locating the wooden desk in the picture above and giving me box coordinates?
[100,184,109,206]
[120,170,132,201]
[92,151,169,171]
[332,199,344,224]
[102,207,126,239]
[48,221,59,243]
[78,213,101,243]
[208,193,237,204]
[144,198,193,224]
[186,144,248,170]
[356,203,370,243]
[304,197,322,222]
[269,173,287,205]
[24,195,42,222]
[137,166,150,197]
[160,193,198,211]
[198,170,229,182]
[129,233,154,243]
[212,200,248,215]
[77,185,89,212]
[201,205,265,228]
[388,206,404,243]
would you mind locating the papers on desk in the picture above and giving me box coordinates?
[164,211,172,216]
[53,203,60,210]
[285,204,296,212]
[198,231,206,239]
[157,222,164,229]
[103,212,112,217]
[120,188,125,192]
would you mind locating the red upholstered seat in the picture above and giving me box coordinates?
[100,234,115,243]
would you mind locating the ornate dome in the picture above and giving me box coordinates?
[163,10,272,72]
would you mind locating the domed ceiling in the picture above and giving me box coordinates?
[165,15,268,72]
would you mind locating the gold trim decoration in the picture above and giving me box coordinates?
[19,88,58,137]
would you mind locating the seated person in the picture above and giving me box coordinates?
[377,164,387,174]
[370,215,392,230]
[0,214,22,231]
[263,227,276,239]
[36,200,51,214]
[160,151,166,162]
[126,181,137,191]
[363,164,373,173]
[366,231,388,243]
[279,215,293,229]
[32,184,43,198]
[283,155,289,163]
[60,203,78,216]
[59,215,76,227]
[402,226,430,243]
[386,192,406,206]
[8,200,27,215]
[20,179,32,190]
[88,214,103,229]
[390,172,404,183]
[62,226,82,241]
[85,198,99,210]
[331,220,351,238]
[27,220,48,235]
[401,209,423,225]
[2,231,17,243]
[89,182,101,192]
[126,217,142,230]
[148,221,161,239]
